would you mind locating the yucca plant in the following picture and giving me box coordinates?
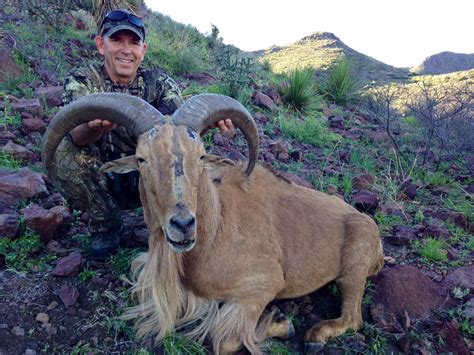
[320,57,357,106]
[279,67,321,115]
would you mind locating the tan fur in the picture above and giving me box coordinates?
[104,125,384,354]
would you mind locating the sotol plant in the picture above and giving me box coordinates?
[319,57,357,106]
[279,67,321,115]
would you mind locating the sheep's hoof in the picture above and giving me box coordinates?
[304,341,325,354]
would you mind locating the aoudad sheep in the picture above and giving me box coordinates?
[42,93,384,354]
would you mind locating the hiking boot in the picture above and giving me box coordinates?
[90,227,122,260]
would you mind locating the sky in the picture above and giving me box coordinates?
[143,0,473,68]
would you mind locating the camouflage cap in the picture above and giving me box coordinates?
[99,9,145,41]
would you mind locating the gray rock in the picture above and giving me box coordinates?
[11,326,25,336]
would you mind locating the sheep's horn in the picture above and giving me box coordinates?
[171,94,259,176]
[41,92,165,180]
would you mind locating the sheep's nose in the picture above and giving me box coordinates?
[170,215,195,234]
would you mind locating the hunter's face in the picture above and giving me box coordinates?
[96,30,147,84]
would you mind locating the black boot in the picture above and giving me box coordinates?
[91,227,122,260]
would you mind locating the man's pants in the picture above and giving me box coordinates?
[52,136,140,234]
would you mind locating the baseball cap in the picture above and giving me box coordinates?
[99,9,146,42]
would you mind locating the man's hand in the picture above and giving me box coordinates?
[87,119,117,133]
[70,119,117,146]
[216,119,234,134]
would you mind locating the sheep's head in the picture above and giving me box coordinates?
[41,93,259,253]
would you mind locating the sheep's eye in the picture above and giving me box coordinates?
[137,157,146,164]
[200,155,206,161]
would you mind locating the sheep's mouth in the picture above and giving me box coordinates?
[165,234,195,253]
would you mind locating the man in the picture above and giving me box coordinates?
[55,9,233,258]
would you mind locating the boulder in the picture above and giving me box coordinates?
[351,174,375,191]
[22,117,46,134]
[251,91,276,112]
[11,98,43,117]
[372,265,448,319]
[57,284,79,307]
[52,252,82,277]
[0,213,20,239]
[21,204,72,242]
[351,190,379,213]
[444,265,474,290]
[0,168,48,206]
[35,86,64,107]
[0,35,22,82]
[0,140,35,162]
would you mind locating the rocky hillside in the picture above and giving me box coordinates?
[259,32,410,84]
[1,5,473,355]
[412,51,474,75]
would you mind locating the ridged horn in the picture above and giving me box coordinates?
[41,92,164,180]
[171,94,259,176]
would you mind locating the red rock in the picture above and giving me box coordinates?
[12,98,43,117]
[1,140,35,162]
[21,204,72,242]
[444,265,474,290]
[0,168,48,206]
[251,91,276,112]
[52,252,82,277]
[352,174,375,191]
[370,303,404,333]
[35,86,63,107]
[22,117,46,133]
[57,284,79,307]
[437,320,470,355]
[0,213,20,239]
[372,265,448,319]
[352,190,380,213]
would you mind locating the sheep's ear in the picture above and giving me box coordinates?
[99,155,139,174]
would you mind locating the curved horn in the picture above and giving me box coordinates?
[171,94,259,176]
[41,92,165,180]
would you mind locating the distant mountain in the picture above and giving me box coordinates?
[411,51,474,75]
[258,32,410,84]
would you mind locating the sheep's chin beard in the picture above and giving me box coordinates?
[164,231,196,253]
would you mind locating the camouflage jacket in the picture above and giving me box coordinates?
[63,63,183,159]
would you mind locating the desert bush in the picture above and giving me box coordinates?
[276,110,339,146]
[404,78,474,163]
[279,67,321,115]
[212,44,255,98]
[319,57,357,106]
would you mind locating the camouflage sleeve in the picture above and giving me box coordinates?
[62,69,94,105]
[155,73,184,115]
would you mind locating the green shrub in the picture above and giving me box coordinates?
[212,44,255,99]
[0,229,53,272]
[415,237,448,263]
[279,67,321,114]
[319,58,357,106]
[162,333,206,354]
[277,111,339,147]
[0,151,22,170]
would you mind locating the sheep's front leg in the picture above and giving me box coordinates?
[304,217,379,351]
[265,308,295,339]
[211,301,272,355]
